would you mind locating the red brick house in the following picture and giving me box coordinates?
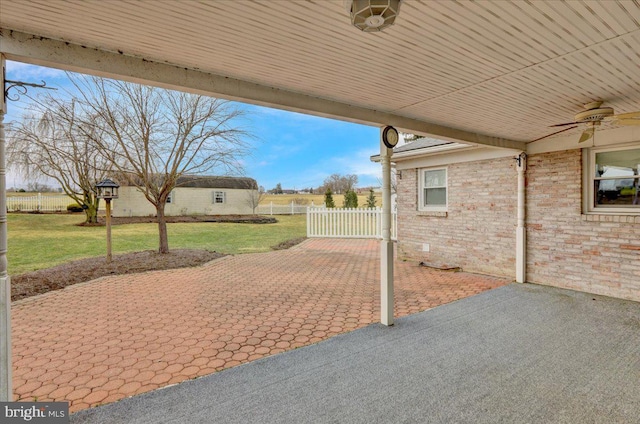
[389,137,640,302]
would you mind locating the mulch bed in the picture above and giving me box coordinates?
[79,214,278,226]
[11,249,225,302]
[11,214,304,302]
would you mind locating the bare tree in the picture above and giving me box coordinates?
[400,132,424,143]
[8,99,113,223]
[26,182,52,193]
[71,75,252,253]
[376,168,398,195]
[319,173,358,194]
[246,185,266,214]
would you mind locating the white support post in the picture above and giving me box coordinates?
[380,129,394,326]
[0,55,13,401]
[516,152,526,283]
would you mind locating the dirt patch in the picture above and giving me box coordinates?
[11,249,225,302]
[271,237,307,251]
[77,214,277,226]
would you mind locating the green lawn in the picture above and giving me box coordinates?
[8,213,306,274]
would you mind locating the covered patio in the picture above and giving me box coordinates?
[11,239,507,412]
[1,0,640,414]
[71,283,640,423]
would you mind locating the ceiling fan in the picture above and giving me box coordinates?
[534,101,640,143]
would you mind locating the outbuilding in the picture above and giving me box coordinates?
[114,175,259,217]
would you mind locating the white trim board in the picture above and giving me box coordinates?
[395,146,519,170]
[0,29,525,151]
[527,126,640,155]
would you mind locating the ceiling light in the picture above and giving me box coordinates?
[346,0,403,32]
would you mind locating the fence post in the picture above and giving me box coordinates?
[270,201,273,216]
[291,201,294,215]
[37,192,42,211]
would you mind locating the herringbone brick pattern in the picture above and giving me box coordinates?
[11,239,508,412]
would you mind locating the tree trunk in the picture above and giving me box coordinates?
[156,204,170,253]
[84,203,98,223]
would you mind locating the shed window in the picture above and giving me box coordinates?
[587,145,640,213]
[419,168,447,211]
[166,191,173,204]
[213,191,226,204]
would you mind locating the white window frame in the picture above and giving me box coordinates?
[213,191,226,204]
[418,167,448,212]
[166,190,174,204]
[584,143,640,215]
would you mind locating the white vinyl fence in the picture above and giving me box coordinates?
[7,194,70,212]
[256,201,315,215]
[307,207,397,240]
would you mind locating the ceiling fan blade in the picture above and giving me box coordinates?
[615,118,640,126]
[613,111,640,120]
[578,128,594,143]
[549,122,579,127]
[530,125,578,142]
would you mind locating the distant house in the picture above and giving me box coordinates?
[113,175,258,217]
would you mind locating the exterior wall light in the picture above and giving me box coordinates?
[346,0,403,32]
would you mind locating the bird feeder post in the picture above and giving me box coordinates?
[95,179,120,263]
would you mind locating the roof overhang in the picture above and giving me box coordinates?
[1,1,639,149]
[0,29,523,150]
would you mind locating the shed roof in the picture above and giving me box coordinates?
[176,176,257,190]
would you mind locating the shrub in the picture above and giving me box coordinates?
[324,188,336,208]
[366,189,377,208]
[67,203,84,213]
[343,189,358,208]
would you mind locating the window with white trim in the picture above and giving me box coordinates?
[419,167,447,211]
[213,191,226,204]
[587,144,640,213]
[166,190,174,204]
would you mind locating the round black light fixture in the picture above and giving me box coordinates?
[382,126,399,148]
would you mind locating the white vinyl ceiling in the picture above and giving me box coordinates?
[1,0,639,145]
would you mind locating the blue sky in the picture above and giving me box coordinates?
[4,61,382,191]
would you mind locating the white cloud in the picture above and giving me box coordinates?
[6,61,68,82]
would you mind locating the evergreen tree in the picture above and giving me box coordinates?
[343,189,358,208]
[324,188,336,208]
[366,188,377,208]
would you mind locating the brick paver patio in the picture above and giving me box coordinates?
[11,239,509,412]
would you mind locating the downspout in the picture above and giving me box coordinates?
[0,55,12,401]
[515,152,526,283]
[380,129,394,326]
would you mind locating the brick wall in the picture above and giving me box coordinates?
[397,149,640,302]
[397,156,517,277]
[527,149,640,301]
